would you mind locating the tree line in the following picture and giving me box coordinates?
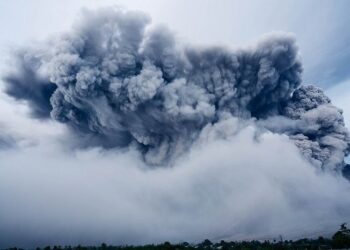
[5,224,350,250]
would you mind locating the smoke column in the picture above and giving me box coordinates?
[1,7,350,247]
[3,8,349,170]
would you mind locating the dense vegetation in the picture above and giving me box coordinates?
[5,224,350,250]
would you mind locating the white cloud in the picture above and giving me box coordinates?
[0,108,349,247]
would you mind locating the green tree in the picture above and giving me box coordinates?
[332,223,350,249]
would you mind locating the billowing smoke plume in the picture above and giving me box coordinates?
[1,117,350,248]
[261,85,350,171]
[3,8,349,170]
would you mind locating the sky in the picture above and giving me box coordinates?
[1,0,350,248]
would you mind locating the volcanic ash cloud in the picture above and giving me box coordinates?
[3,8,350,171]
[1,7,350,247]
